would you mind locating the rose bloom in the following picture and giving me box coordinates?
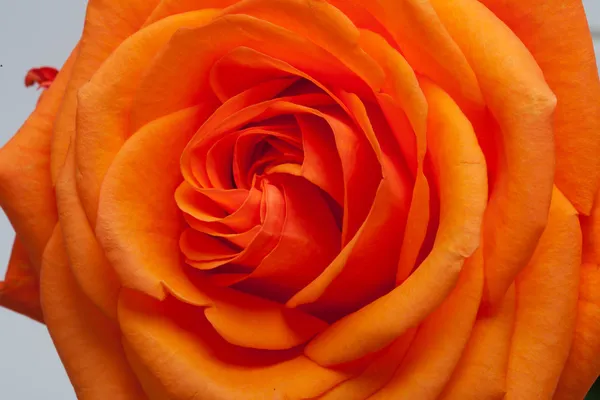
[1,0,600,399]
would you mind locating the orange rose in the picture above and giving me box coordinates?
[1,0,600,398]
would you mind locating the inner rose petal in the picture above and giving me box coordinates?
[231,175,341,303]
[303,81,487,366]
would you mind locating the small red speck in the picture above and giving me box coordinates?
[25,66,58,90]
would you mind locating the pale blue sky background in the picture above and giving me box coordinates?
[0,1,599,398]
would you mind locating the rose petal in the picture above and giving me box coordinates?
[505,188,581,399]
[118,291,350,399]
[234,175,341,302]
[296,114,344,205]
[184,94,380,246]
[286,94,412,317]
[76,10,220,227]
[429,0,557,306]
[0,47,76,271]
[319,329,417,400]
[554,263,600,399]
[440,285,516,400]
[96,105,214,302]
[40,227,145,399]
[582,190,600,265]
[303,81,487,366]
[0,238,43,322]
[188,181,286,270]
[222,0,385,91]
[479,0,600,215]
[182,78,296,189]
[56,143,120,318]
[361,0,484,113]
[180,229,240,269]
[369,249,483,399]
[50,0,162,182]
[130,14,380,130]
[357,31,432,284]
[203,283,329,350]
[179,188,262,239]
[144,0,238,25]
[551,188,600,399]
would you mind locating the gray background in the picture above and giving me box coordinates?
[0,1,598,398]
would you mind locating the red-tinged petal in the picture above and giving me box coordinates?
[356,31,432,284]
[479,0,600,215]
[182,78,296,189]
[76,9,221,227]
[210,48,301,103]
[319,329,417,400]
[369,249,484,399]
[440,286,516,400]
[40,227,145,399]
[24,67,58,89]
[358,30,426,173]
[50,0,162,182]
[206,127,302,190]
[429,0,557,306]
[505,188,581,399]
[118,291,351,399]
[287,94,412,318]
[554,263,600,399]
[0,238,43,322]
[96,105,214,303]
[176,181,262,234]
[0,47,77,271]
[303,81,487,366]
[296,114,344,208]
[188,182,286,270]
[56,143,120,319]
[180,229,240,269]
[129,14,378,130]
[234,175,341,302]
[186,95,380,247]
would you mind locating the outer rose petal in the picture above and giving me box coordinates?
[318,329,417,399]
[478,0,600,215]
[0,47,77,271]
[50,0,162,182]
[555,190,600,399]
[118,290,351,399]
[369,249,483,399]
[505,188,581,399]
[56,144,121,318]
[40,227,145,399]
[129,13,382,131]
[440,286,516,400]
[429,0,557,306]
[76,9,221,227]
[358,0,484,113]
[96,106,213,302]
[0,238,43,322]
[554,263,600,400]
